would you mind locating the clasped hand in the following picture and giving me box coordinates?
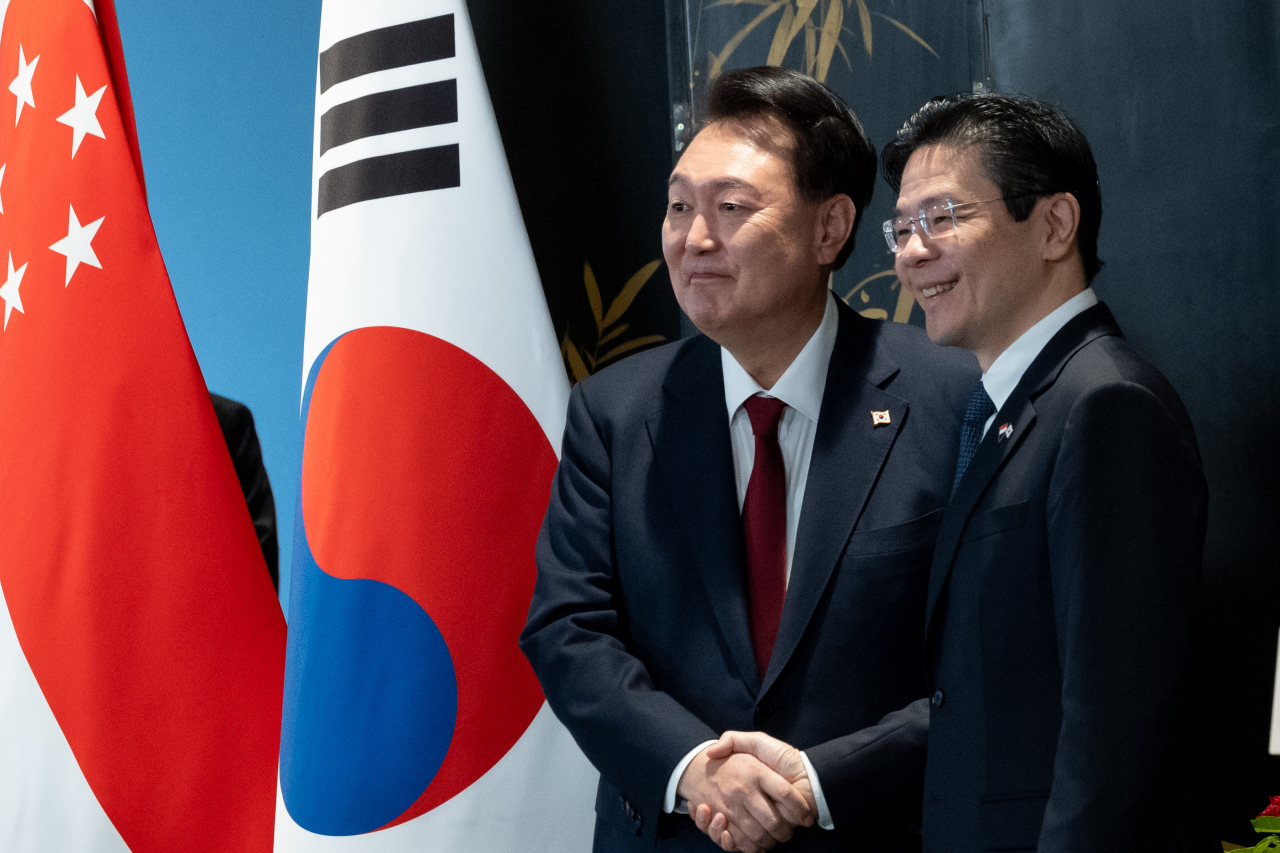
[676,731,815,852]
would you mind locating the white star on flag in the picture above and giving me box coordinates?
[56,76,107,157]
[83,0,96,18]
[50,205,104,286]
[8,46,39,127]
[0,162,6,214]
[0,252,28,329]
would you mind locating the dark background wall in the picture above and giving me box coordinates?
[473,0,1278,842]
[469,2,680,384]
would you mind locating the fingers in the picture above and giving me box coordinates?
[688,783,775,850]
[737,781,795,845]
[697,806,744,853]
[728,799,781,848]
[723,817,772,853]
[686,749,811,849]
[757,768,814,828]
[709,812,739,852]
[694,803,713,834]
[711,731,804,781]
[707,730,759,761]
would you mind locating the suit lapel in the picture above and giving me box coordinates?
[762,306,906,695]
[646,336,759,689]
[924,302,1125,636]
[924,398,1036,630]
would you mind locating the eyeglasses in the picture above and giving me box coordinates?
[882,197,1010,253]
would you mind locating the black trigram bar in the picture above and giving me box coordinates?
[319,15,455,94]
[320,79,457,155]
[317,144,460,216]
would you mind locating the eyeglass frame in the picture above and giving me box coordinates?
[881,195,1035,254]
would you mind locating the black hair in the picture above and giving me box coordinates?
[881,92,1103,282]
[703,66,877,269]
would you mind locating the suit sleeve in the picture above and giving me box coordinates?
[804,699,929,843]
[210,394,279,590]
[1038,381,1206,851]
[519,383,719,840]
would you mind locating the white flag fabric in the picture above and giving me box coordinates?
[276,1,597,850]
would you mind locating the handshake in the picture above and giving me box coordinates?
[676,731,820,853]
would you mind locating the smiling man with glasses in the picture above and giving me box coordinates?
[881,93,1215,852]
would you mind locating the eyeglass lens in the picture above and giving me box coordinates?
[882,200,958,253]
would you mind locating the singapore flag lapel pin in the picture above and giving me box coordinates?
[998,422,1014,441]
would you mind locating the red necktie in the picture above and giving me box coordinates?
[742,395,788,679]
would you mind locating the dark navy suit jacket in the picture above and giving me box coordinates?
[521,301,976,852]
[210,393,278,589]
[921,303,1216,853]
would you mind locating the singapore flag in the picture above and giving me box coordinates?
[0,1,287,852]
[275,1,597,850]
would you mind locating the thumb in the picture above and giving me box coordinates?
[704,732,738,760]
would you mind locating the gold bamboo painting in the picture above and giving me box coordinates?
[562,1,940,383]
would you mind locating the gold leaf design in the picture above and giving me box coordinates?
[786,0,821,47]
[603,259,663,327]
[600,335,668,365]
[834,36,853,73]
[562,260,670,384]
[710,0,790,78]
[583,262,604,332]
[841,268,916,325]
[815,0,843,82]
[853,0,873,56]
[767,3,797,66]
[598,323,630,347]
[803,17,816,74]
[562,331,592,384]
[872,12,938,56]
[705,0,937,83]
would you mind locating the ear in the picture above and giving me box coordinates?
[814,193,856,267]
[1040,192,1081,263]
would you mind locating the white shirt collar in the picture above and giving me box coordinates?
[982,287,1098,411]
[721,290,839,424]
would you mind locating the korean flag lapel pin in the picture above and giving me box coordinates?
[871,410,891,427]
[998,422,1014,441]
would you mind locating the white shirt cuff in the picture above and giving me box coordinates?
[664,740,718,813]
[799,750,834,830]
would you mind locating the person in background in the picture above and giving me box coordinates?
[211,393,278,590]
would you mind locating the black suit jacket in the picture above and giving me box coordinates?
[921,303,1216,852]
[210,393,279,589]
[521,302,977,852]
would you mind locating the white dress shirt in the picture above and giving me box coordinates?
[663,292,839,830]
[980,288,1098,436]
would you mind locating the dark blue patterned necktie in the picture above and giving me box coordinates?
[953,382,996,495]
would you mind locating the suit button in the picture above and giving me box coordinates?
[757,699,774,719]
[931,689,945,707]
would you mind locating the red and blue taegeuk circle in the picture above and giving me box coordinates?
[280,326,556,835]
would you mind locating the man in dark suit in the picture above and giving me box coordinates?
[520,67,974,853]
[877,93,1214,851]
